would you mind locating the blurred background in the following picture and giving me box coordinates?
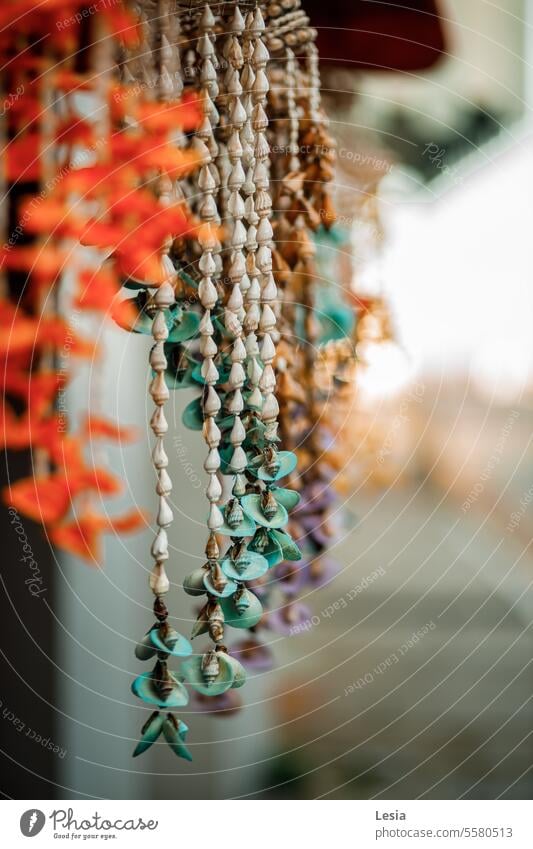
[2,0,533,800]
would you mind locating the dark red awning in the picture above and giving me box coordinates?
[305,0,446,72]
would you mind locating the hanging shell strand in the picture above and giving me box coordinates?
[130,2,195,761]
[131,280,193,762]
[129,1,318,756]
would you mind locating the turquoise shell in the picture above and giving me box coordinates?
[221,550,268,581]
[183,568,208,597]
[220,589,263,629]
[135,632,158,661]
[218,505,256,538]
[203,571,238,598]
[271,487,301,511]
[162,716,193,761]
[167,311,200,343]
[149,625,193,658]
[177,718,189,739]
[223,654,247,689]
[241,494,289,530]
[244,389,263,412]
[133,711,163,757]
[271,528,302,562]
[181,652,237,696]
[183,568,237,599]
[135,626,192,660]
[131,670,189,708]
[182,397,203,430]
[248,528,284,567]
[116,299,199,344]
[244,417,268,446]
[191,362,231,385]
[250,451,298,482]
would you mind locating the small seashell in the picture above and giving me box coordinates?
[205,533,220,561]
[153,596,168,621]
[150,372,170,405]
[241,493,289,530]
[201,650,220,687]
[218,505,256,538]
[234,586,251,616]
[208,602,225,643]
[232,474,247,497]
[270,487,301,512]
[157,496,174,528]
[204,448,221,474]
[229,446,247,474]
[232,540,250,572]
[271,529,302,562]
[149,562,170,596]
[183,568,209,597]
[220,590,263,630]
[206,474,222,502]
[250,450,298,483]
[263,447,280,477]
[261,490,278,521]
[133,711,164,758]
[156,468,172,497]
[150,405,168,436]
[162,714,192,762]
[221,546,268,582]
[191,604,209,640]
[248,527,270,554]
[226,497,244,529]
[208,560,226,594]
[208,502,224,531]
[249,528,284,567]
[203,568,237,598]
[131,665,189,709]
[182,653,235,697]
[151,528,168,561]
[135,631,157,662]
[261,393,279,422]
[223,654,247,689]
[150,623,192,658]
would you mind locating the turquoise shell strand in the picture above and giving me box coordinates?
[182,3,247,703]
[130,7,193,761]
[131,279,193,762]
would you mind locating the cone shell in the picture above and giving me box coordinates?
[218,505,256,537]
[133,711,164,757]
[182,652,238,696]
[248,528,284,567]
[221,549,268,581]
[135,631,157,661]
[183,567,237,598]
[162,715,193,761]
[131,670,189,708]
[270,529,302,562]
[220,589,263,629]
[241,493,289,529]
[149,624,193,658]
[250,451,298,482]
[271,487,301,511]
[167,311,201,343]
[223,654,247,689]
